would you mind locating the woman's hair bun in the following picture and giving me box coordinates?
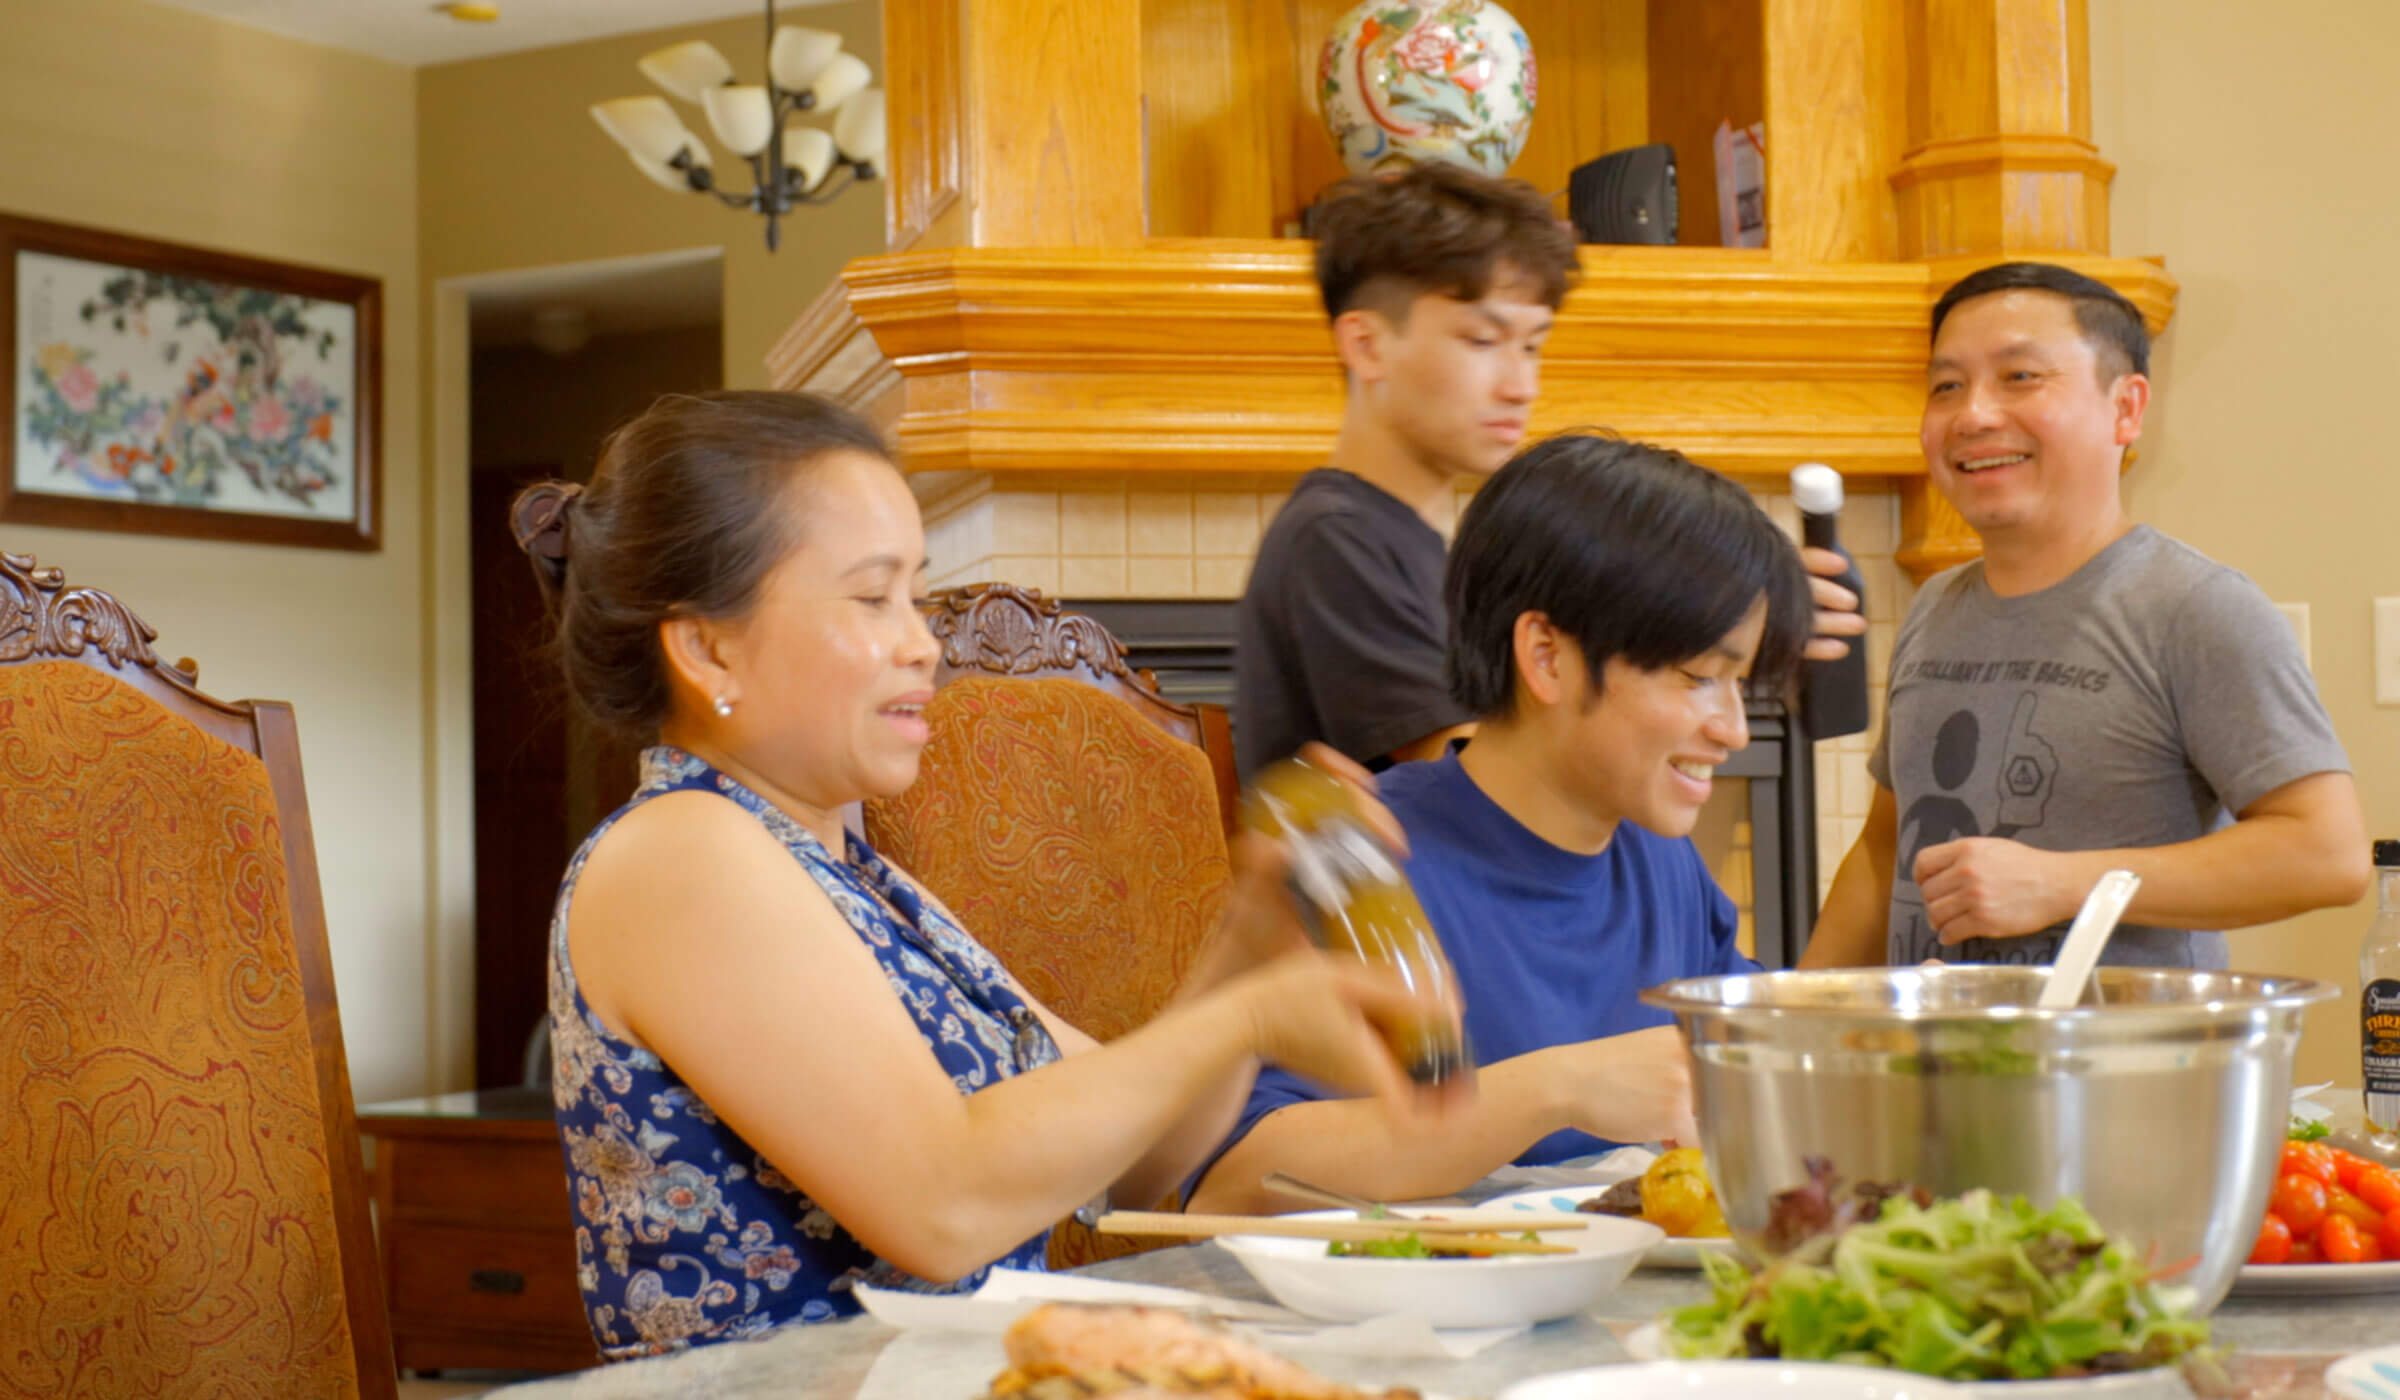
[511,480,584,592]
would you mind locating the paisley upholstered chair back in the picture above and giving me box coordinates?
[863,584,1237,1267]
[0,553,395,1398]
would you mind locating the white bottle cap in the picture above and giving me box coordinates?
[1790,462,1843,516]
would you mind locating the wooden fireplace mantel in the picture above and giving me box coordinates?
[782,239,2173,480]
[769,0,2179,582]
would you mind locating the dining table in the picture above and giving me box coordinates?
[481,1235,2398,1400]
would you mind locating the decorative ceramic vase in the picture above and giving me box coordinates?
[1317,0,1536,178]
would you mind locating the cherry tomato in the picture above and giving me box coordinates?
[2282,1140,2340,1186]
[2289,1237,2322,1264]
[2331,1149,2372,1192]
[2330,1187,2384,1231]
[2272,1171,2330,1236]
[2249,1212,2293,1264]
[2353,1164,2400,1215]
[2321,1214,2369,1264]
[2379,1206,2400,1261]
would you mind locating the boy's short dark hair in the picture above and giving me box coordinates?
[1445,433,1813,719]
[1931,261,2150,382]
[1312,163,1580,324]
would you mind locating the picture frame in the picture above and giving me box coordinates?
[2,211,382,551]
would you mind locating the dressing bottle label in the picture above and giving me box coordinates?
[2366,979,2400,1131]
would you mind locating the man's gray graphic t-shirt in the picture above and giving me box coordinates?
[1869,525,2349,968]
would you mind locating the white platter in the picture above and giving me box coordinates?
[1479,1186,1743,1270]
[1500,1360,1962,1399]
[2229,1258,2400,1297]
[1214,1206,1660,1330]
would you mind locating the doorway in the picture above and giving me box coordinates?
[461,249,724,1087]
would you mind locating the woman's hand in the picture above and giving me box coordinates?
[1215,742,1409,966]
[1287,741,1407,852]
[1231,946,1463,1123]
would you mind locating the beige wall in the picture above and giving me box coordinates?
[412,9,883,1091]
[2091,0,2400,1086]
[0,0,883,1104]
[0,0,430,1099]
[416,5,882,391]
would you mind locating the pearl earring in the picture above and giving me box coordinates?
[712,695,734,718]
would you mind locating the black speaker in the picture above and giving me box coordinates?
[1567,144,1677,245]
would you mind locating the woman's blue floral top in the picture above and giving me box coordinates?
[548,747,1057,1359]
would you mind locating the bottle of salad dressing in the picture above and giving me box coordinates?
[2364,839,2400,1134]
[1244,757,1474,1089]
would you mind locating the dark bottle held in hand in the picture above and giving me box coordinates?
[1792,462,1871,740]
[1243,757,1473,1088]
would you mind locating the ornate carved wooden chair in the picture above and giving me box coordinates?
[863,583,1238,1267]
[0,553,397,1398]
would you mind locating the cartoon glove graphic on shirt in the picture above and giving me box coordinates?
[1992,691,2058,835]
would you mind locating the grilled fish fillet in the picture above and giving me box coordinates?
[989,1304,1421,1400]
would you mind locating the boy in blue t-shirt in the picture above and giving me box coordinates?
[1189,434,1816,1215]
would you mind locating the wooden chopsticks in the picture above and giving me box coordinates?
[1095,1211,1581,1254]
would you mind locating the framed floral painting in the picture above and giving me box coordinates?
[2,212,381,550]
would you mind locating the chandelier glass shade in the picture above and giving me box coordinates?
[591,2,883,251]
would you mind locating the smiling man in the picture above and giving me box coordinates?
[1800,262,2367,971]
[1191,434,1816,1213]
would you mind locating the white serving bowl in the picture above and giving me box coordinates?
[1214,1206,1660,1329]
[1501,1360,1962,1399]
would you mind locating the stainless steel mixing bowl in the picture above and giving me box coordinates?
[1640,965,2335,1311]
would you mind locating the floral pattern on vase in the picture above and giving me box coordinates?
[1318,0,1536,177]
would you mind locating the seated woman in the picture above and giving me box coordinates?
[512,391,1445,1359]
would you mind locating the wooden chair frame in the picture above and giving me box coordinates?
[921,581,1239,834]
[0,551,398,1396]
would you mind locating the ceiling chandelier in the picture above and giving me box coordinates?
[589,0,885,252]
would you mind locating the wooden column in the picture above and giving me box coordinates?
[1764,0,1910,266]
[1142,0,1296,239]
[883,0,1147,252]
[783,0,1149,421]
[1881,0,2116,579]
[1890,0,2113,263]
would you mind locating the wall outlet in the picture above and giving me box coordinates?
[2377,597,2400,707]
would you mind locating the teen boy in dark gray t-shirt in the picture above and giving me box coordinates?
[1235,165,1574,780]
[1237,468,1468,778]
[1235,165,1865,779]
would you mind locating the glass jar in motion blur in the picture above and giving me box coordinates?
[1242,756,1474,1089]
[2364,839,2400,1134]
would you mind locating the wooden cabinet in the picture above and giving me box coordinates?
[779,0,2176,586]
[360,1088,595,1375]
